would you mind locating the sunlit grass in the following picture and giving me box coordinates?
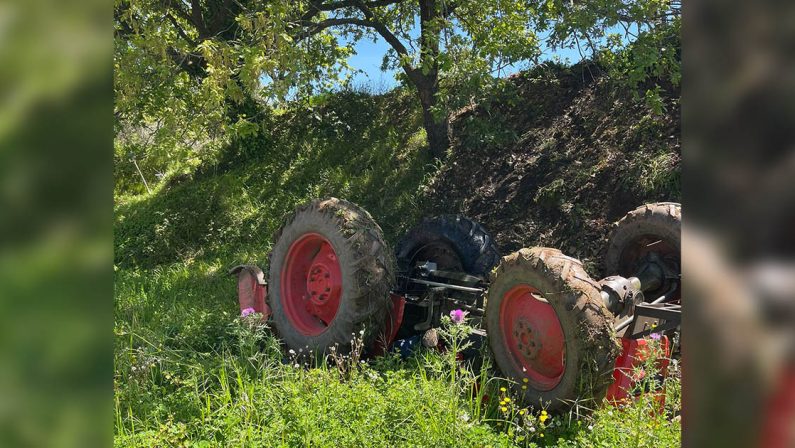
[114,262,680,447]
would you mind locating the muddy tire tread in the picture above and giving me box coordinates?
[268,198,395,354]
[487,247,620,412]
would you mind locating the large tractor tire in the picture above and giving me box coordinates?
[605,202,681,301]
[268,198,395,354]
[395,215,500,277]
[394,215,499,338]
[486,248,620,412]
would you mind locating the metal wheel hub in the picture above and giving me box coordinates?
[307,258,338,305]
[514,318,542,360]
[281,233,343,335]
[500,285,566,391]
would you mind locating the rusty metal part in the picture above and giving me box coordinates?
[623,302,682,339]
[614,282,679,332]
[634,251,680,296]
[228,264,266,285]
[599,275,644,317]
[404,277,484,293]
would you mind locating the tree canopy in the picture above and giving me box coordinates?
[114,0,680,189]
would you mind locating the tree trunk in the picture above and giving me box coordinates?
[415,0,448,159]
[406,72,449,159]
[418,89,449,159]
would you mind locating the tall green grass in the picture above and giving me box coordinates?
[114,261,680,447]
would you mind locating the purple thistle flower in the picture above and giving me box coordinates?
[450,309,468,324]
[241,307,256,317]
[649,332,661,341]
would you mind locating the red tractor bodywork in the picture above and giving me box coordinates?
[606,336,672,405]
[231,264,270,320]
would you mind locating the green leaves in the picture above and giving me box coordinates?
[115,0,680,193]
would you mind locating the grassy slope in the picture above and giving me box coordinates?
[115,68,681,447]
[425,62,681,276]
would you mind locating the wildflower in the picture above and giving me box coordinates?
[540,434,544,438]
[521,385,527,390]
[588,424,594,431]
[501,406,508,412]
[450,309,468,324]
[288,349,296,355]
[522,378,529,383]
[519,409,526,416]
[500,387,507,392]
[241,307,256,317]
[650,332,661,341]
[504,397,511,403]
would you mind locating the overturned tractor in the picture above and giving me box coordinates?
[231,198,681,411]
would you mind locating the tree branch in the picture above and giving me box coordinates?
[189,0,209,38]
[165,13,197,46]
[298,16,410,59]
[166,47,207,79]
[316,0,403,11]
[301,0,325,22]
[300,0,403,23]
[351,0,410,58]
[441,0,458,18]
[162,0,193,24]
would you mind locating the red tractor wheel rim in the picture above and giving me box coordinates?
[500,285,566,391]
[281,233,342,336]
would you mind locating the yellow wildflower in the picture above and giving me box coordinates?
[500,387,506,392]
[521,385,527,390]
[501,406,508,412]
[504,397,511,403]
[519,409,526,416]
[522,378,529,383]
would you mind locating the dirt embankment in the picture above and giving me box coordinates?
[424,63,681,275]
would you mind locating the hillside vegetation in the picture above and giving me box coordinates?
[114,62,681,447]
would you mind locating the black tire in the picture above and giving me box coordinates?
[486,247,620,412]
[605,202,681,298]
[268,198,395,354]
[395,215,500,277]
